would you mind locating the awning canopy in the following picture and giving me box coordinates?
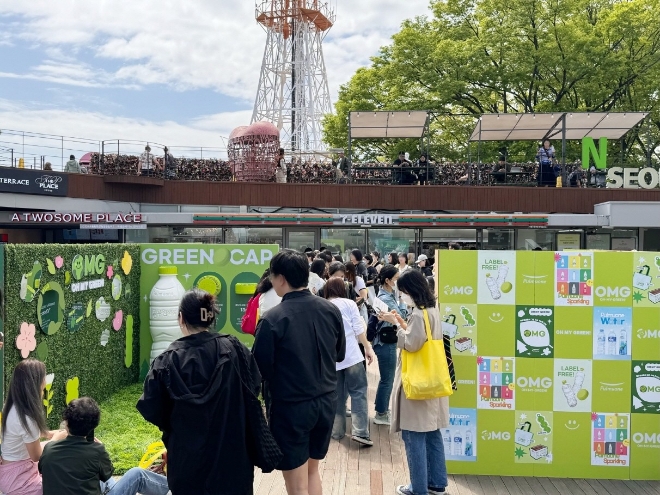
[349,111,429,139]
[469,112,648,142]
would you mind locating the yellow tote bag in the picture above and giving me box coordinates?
[401,309,454,400]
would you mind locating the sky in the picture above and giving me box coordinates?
[0,0,431,166]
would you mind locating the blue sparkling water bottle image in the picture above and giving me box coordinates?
[464,430,473,457]
[619,329,627,355]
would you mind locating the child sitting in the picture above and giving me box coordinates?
[39,397,169,495]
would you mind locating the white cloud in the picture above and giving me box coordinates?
[0,0,430,101]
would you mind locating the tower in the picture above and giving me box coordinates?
[252,0,335,153]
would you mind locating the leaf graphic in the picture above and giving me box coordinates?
[46,258,56,275]
[86,300,92,318]
[65,271,71,285]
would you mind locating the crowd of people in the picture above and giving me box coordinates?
[0,246,453,495]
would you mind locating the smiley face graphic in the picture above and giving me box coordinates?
[489,312,504,323]
[565,419,580,430]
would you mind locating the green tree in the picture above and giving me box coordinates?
[324,0,660,163]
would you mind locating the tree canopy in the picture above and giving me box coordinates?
[323,0,660,163]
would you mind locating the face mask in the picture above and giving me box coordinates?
[401,293,414,307]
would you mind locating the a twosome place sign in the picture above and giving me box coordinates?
[10,212,144,225]
[0,167,68,196]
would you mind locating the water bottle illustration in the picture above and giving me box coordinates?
[149,266,186,361]
[597,329,606,355]
[607,330,617,355]
[453,430,463,456]
[619,330,627,355]
[443,429,452,455]
[464,430,473,457]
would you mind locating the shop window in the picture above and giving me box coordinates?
[321,228,366,260]
[367,229,415,261]
[225,227,282,246]
[517,229,560,251]
[482,229,514,250]
[422,229,476,252]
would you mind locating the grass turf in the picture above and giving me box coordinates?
[96,382,162,475]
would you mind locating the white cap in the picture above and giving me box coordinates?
[415,254,428,264]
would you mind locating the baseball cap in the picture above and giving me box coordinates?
[415,254,428,264]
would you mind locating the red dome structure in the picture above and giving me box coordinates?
[228,121,280,182]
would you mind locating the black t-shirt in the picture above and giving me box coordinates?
[39,436,113,495]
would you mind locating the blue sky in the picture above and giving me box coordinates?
[0,0,430,167]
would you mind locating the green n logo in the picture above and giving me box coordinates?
[582,137,607,169]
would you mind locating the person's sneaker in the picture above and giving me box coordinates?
[428,487,446,494]
[346,408,352,417]
[373,412,390,425]
[395,485,414,495]
[351,435,374,447]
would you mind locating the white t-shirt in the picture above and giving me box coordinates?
[330,298,365,371]
[354,276,366,293]
[1,406,40,461]
[258,288,281,318]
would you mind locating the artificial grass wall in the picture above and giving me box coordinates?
[4,244,140,428]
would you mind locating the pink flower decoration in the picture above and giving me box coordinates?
[112,310,123,331]
[591,412,598,421]
[476,356,484,365]
[106,265,114,279]
[16,322,37,359]
[554,253,562,262]
[54,256,64,269]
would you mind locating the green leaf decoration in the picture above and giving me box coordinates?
[36,341,49,361]
[65,377,79,405]
[86,299,93,317]
[46,258,56,275]
[65,271,71,285]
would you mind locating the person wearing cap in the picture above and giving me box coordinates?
[415,254,433,277]
[139,145,155,177]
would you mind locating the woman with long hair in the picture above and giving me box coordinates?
[255,268,281,318]
[308,259,327,295]
[372,265,407,427]
[388,252,398,265]
[138,289,261,495]
[379,270,450,495]
[323,278,375,446]
[0,359,67,495]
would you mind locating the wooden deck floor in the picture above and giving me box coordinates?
[253,366,660,495]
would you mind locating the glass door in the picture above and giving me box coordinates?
[285,228,319,252]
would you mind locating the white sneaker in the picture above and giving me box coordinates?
[373,412,390,425]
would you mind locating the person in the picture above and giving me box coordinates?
[350,249,369,281]
[336,151,350,180]
[323,278,375,446]
[39,397,169,495]
[371,251,383,273]
[379,270,450,495]
[345,261,369,320]
[308,259,327,295]
[536,139,557,187]
[139,146,155,177]
[137,289,260,495]
[317,251,333,268]
[43,162,52,171]
[388,252,398,266]
[393,152,416,185]
[0,359,68,495]
[276,148,287,183]
[448,242,462,250]
[415,254,433,277]
[333,254,344,263]
[255,269,282,319]
[252,250,346,495]
[163,147,178,179]
[416,154,434,185]
[64,155,81,174]
[364,254,380,301]
[397,252,411,276]
[372,265,407,426]
[306,251,315,265]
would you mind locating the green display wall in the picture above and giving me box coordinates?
[3,244,140,428]
[139,244,278,379]
[438,250,660,480]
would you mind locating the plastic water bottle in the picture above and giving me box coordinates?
[465,430,473,457]
[150,266,186,361]
[442,429,452,456]
[607,330,617,355]
[619,330,627,355]
[453,430,463,456]
[597,329,606,355]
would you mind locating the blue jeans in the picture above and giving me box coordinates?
[333,362,369,439]
[401,429,448,495]
[102,467,169,495]
[374,342,397,414]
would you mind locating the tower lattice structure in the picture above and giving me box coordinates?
[252,0,335,153]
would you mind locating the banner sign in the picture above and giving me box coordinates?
[0,168,68,196]
[439,250,659,480]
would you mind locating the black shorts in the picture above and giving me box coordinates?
[269,392,337,471]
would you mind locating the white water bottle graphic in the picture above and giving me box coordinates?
[150,266,186,361]
[465,430,473,457]
[443,429,452,455]
[619,330,627,355]
[453,430,463,456]
[597,329,606,355]
[607,330,617,355]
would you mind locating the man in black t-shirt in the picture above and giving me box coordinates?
[393,151,416,185]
